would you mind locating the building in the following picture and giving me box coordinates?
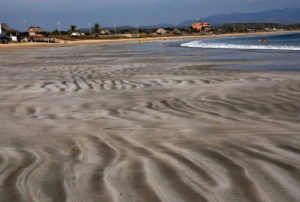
[156,28,167,35]
[173,28,182,35]
[100,29,111,35]
[71,32,85,36]
[0,23,19,43]
[27,26,46,38]
[191,21,212,32]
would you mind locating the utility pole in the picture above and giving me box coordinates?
[88,23,91,34]
[136,24,139,37]
[113,23,117,36]
[23,19,27,31]
[57,21,61,34]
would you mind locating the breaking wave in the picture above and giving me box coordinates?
[181,41,300,51]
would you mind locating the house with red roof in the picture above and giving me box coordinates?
[191,21,212,32]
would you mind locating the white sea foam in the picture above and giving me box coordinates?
[181,41,300,50]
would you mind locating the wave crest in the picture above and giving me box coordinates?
[181,41,300,51]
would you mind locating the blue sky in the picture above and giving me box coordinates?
[1,0,300,31]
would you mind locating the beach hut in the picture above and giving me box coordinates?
[173,28,182,35]
[25,26,51,42]
[24,26,47,42]
[71,32,85,36]
[100,29,111,35]
[0,23,19,43]
[27,26,46,37]
[156,28,167,35]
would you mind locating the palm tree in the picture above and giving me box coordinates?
[94,23,100,35]
[52,29,59,34]
[70,25,76,33]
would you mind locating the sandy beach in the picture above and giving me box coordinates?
[0,39,300,202]
[1,30,299,50]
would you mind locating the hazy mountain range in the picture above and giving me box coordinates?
[79,8,300,31]
[136,8,300,29]
[178,8,300,27]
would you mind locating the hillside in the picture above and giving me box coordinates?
[178,8,300,27]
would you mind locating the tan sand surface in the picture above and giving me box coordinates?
[0,42,300,202]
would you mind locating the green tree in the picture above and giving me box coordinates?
[189,26,198,33]
[94,23,100,35]
[70,25,77,33]
[52,29,59,34]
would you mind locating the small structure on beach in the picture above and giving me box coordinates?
[23,26,47,42]
[27,26,46,37]
[191,21,212,32]
[100,29,111,35]
[23,26,56,43]
[156,28,167,35]
[71,32,85,36]
[0,23,19,43]
[173,28,182,35]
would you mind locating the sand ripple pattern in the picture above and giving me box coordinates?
[0,44,300,202]
[34,78,221,92]
[1,133,300,202]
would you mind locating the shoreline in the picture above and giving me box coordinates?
[1,30,299,50]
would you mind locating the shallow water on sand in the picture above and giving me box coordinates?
[180,33,300,71]
[0,42,300,202]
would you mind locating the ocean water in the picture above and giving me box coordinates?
[123,33,300,72]
[179,33,300,71]
[181,33,300,51]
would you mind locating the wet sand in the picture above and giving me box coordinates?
[0,42,300,202]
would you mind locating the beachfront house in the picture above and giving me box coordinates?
[71,32,85,36]
[27,26,46,37]
[156,28,167,35]
[24,26,47,42]
[24,26,56,43]
[173,28,182,35]
[191,21,212,32]
[0,23,19,43]
[100,29,111,35]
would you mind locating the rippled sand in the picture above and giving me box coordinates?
[0,43,300,202]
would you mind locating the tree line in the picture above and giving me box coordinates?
[50,22,300,35]
[52,23,101,35]
[212,23,300,33]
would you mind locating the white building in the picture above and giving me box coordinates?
[71,32,85,36]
